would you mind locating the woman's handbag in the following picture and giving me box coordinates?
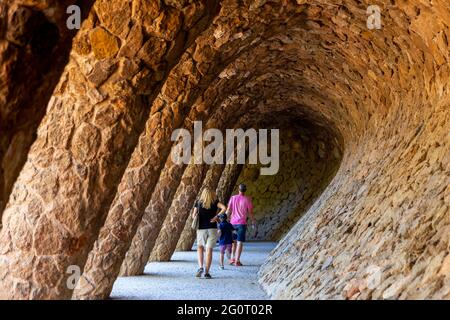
[191,213,199,230]
[191,202,200,230]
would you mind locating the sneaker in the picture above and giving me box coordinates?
[204,273,212,279]
[196,268,204,278]
[234,261,243,266]
[219,265,224,270]
[229,259,235,265]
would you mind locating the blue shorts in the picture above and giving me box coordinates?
[232,224,247,242]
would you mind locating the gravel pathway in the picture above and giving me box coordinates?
[110,242,276,300]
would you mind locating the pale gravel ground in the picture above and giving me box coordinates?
[110,242,276,300]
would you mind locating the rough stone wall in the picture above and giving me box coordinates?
[235,127,341,241]
[0,0,94,217]
[259,1,450,300]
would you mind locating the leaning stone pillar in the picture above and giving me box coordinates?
[68,1,222,300]
[216,163,244,205]
[72,69,252,299]
[173,134,246,254]
[175,164,225,252]
[0,0,94,217]
[117,155,188,277]
[149,162,208,262]
[0,0,213,300]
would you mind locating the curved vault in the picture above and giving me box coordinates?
[0,0,448,300]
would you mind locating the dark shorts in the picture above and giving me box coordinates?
[233,224,247,242]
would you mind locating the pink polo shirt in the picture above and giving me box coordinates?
[228,194,253,225]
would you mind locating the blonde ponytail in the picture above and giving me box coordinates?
[199,188,216,209]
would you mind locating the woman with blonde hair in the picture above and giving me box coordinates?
[192,188,226,279]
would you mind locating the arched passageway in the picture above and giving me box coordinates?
[0,0,448,300]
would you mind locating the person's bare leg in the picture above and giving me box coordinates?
[226,246,232,260]
[197,246,204,268]
[235,241,243,263]
[219,251,225,267]
[231,241,236,261]
[205,248,213,273]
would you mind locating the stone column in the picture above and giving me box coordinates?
[176,163,224,252]
[0,0,94,217]
[0,0,213,300]
[149,162,208,262]
[216,163,244,205]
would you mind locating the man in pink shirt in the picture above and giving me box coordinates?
[227,183,255,266]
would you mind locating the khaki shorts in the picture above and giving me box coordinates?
[197,229,218,249]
